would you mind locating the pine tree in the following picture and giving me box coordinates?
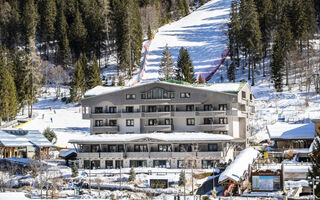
[198,74,205,83]
[72,163,79,177]
[39,0,57,59]
[0,64,18,122]
[178,170,186,186]
[176,47,195,83]
[228,0,241,69]
[56,7,71,69]
[308,137,320,196]
[227,61,236,82]
[21,0,39,50]
[111,0,130,73]
[88,55,102,89]
[129,166,136,182]
[159,44,175,80]
[147,24,152,40]
[43,127,57,143]
[79,53,89,84]
[69,8,87,59]
[70,60,86,103]
[12,49,29,112]
[271,32,284,92]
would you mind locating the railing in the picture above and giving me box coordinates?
[100,152,123,159]
[199,124,228,131]
[196,110,226,117]
[126,152,149,158]
[92,126,119,132]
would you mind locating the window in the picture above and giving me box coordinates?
[95,107,103,113]
[105,160,113,169]
[180,92,191,98]
[91,144,100,152]
[219,104,227,111]
[109,107,117,113]
[219,118,228,124]
[126,119,134,126]
[178,160,184,168]
[164,119,171,125]
[208,144,218,152]
[134,145,148,152]
[130,160,147,168]
[204,118,213,124]
[126,94,136,100]
[158,144,172,152]
[170,92,175,98]
[219,131,228,135]
[164,105,170,112]
[179,144,192,152]
[148,106,157,112]
[109,120,117,126]
[186,118,195,126]
[204,104,212,111]
[141,93,146,99]
[163,91,168,98]
[242,91,246,99]
[153,160,169,168]
[118,145,124,152]
[91,160,100,169]
[250,94,253,101]
[186,105,194,111]
[108,145,117,152]
[202,160,217,169]
[115,160,123,169]
[95,120,104,127]
[148,119,157,125]
[126,106,134,113]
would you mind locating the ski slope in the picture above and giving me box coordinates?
[19,87,90,148]
[140,0,230,83]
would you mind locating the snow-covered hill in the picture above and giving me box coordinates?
[140,0,230,83]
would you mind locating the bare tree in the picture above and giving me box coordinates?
[51,65,67,98]
[40,60,52,92]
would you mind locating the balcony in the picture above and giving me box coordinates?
[121,112,142,118]
[144,124,172,132]
[83,113,91,119]
[198,124,229,132]
[91,113,121,119]
[143,112,171,118]
[77,152,100,159]
[92,126,119,132]
[196,110,226,117]
[150,152,172,158]
[197,151,224,159]
[172,152,196,159]
[100,152,123,159]
[172,111,196,117]
[126,152,149,158]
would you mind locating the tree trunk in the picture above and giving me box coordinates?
[286,61,289,86]
[248,56,251,80]
[252,59,255,86]
[0,116,2,126]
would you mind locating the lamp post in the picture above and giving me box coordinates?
[308,176,320,200]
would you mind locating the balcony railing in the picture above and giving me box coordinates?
[196,110,226,117]
[144,124,172,132]
[126,152,149,158]
[100,152,123,159]
[142,112,171,118]
[92,125,119,132]
[199,124,229,132]
[197,151,224,158]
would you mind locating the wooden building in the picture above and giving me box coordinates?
[0,129,53,160]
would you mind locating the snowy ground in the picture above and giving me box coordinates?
[140,0,230,83]
[19,87,90,148]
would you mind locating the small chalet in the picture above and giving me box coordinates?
[0,129,53,160]
[266,122,316,162]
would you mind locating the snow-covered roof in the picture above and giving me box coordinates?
[218,147,260,183]
[0,129,53,147]
[69,132,234,144]
[59,148,77,158]
[83,80,246,98]
[258,164,311,173]
[267,123,315,140]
